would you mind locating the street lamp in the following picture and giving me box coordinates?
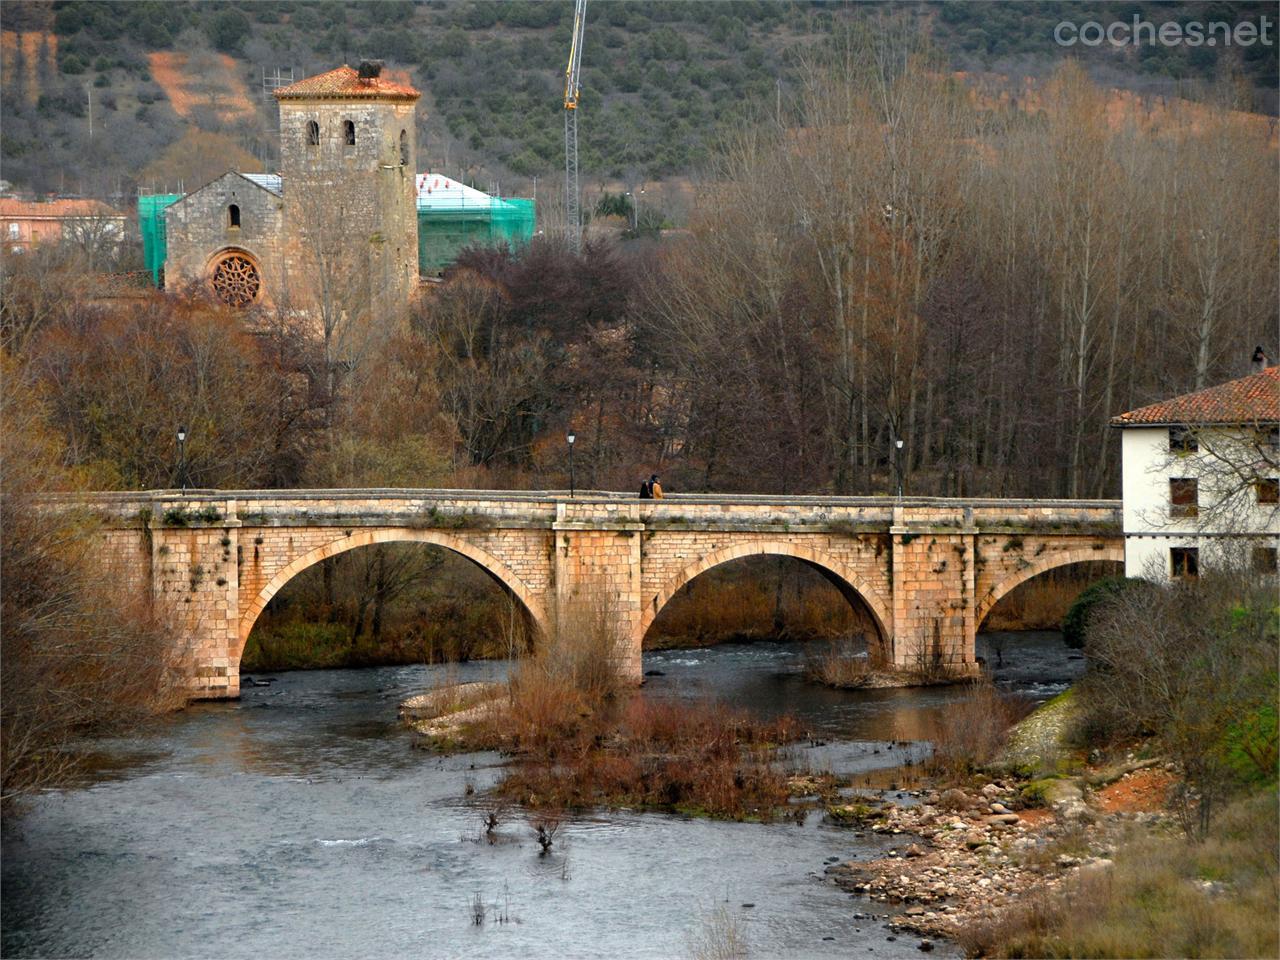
[176,426,188,493]
[567,430,576,498]
[894,437,905,500]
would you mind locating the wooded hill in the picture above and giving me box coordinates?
[2,0,1276,199]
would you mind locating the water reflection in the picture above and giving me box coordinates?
[645,630,1081,742]
[1,634,1079,960]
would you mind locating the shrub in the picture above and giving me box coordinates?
[494,696,797,820]
[958,790,1279,958]
[1062,576,1145,648]
[2,365,190,810]
[1083,570,1277,836]
[1222,702,1279,786]
[927,681,1033,778]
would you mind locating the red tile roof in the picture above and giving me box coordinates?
[1110,366,1279,426]
[0,198,124,219]
[273,65,419,102]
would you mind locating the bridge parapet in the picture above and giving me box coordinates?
[62,488,1122,700]
[58,489,1121,533]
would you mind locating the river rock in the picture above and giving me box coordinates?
[905,843,925,858]
[987,813,1020,825]
[939,788,970,810]
[989,802,1010,814]
[980,783,1002,799]
[918,940,934,952]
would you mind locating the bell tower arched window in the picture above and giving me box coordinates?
[399,129,409,166]
[305,120,319,146]
[343,120,356,146]
[228,204,240,228]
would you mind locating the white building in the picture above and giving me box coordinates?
[1111,358,1279,580]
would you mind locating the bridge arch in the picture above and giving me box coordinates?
[236,528,550,663]
[639,540,892,647]
[976,546,1125,629]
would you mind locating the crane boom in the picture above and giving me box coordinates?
[563,0,586,254]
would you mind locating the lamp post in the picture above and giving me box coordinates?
[894,437,904,501]
[567,430,576,498]
[176,426,188,492]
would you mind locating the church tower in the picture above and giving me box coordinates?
[274,61,420,319]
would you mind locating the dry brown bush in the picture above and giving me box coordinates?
[495,694,797,820]
[804,633,888,687]
[926,681,1033,779]
[1,361,190,810]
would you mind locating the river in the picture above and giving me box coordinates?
[1,631,1081,960]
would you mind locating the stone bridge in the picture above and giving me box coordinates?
[76,490,1123,698]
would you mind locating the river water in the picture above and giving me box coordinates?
[2,632,1081,960]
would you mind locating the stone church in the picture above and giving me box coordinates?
[163,61,420,318]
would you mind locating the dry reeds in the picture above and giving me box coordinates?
[687,904,749,960]
[495,695,797,820]
[804,633,887,687]
[927,681,1033,779]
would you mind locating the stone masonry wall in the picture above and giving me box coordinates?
[279,98,419,315]
[76,491,1122,699]
[164,173,284,305]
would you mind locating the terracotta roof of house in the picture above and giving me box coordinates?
[1110,366,1279,426]
[273,65,419,102]
[0,198,124,219]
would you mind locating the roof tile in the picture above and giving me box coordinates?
[1110,366,1279,426]
[273,65,419,102]
[0,198,124,218]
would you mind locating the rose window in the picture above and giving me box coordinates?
[210,252,261,307]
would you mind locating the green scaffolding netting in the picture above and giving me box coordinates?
[138,194,182,285]
[417,197,536,277]
[137,193,536,286]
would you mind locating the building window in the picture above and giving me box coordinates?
[1257,478,1280,504]
[306,120,319,146]
[1266,427,1280,452]
[343,120,356,146]
[399,128,409,165]
[1168,425,1197,453]
[1169,478,1198,518]
[209,250,262,308]
[1170,547,1199,578]
[6,222,18,239]
[1253,546,1279,574]
[228,204,240,229]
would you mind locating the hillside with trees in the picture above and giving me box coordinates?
[1,0,1276,200]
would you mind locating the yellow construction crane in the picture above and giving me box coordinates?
[563,0,586,254]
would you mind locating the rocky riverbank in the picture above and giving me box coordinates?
[819,762,1178,946]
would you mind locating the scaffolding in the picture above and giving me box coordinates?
[136,177,537,286]
[416,175,535,277]
[137,193,181,285]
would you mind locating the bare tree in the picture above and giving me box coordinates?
[1,359,190,810]
[1085,566,1275,837]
